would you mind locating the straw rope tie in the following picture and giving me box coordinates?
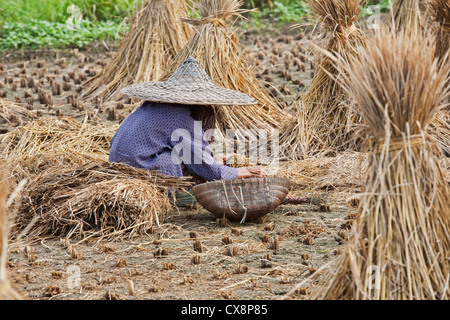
[343,24,357,37]
[377,135,425,153]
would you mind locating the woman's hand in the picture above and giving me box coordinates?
[237,166,267,179]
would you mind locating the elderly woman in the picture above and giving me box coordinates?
[109,57,266,204]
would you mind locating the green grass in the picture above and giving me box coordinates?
[245,0,393,27]
[0,0,136,50]
[0,0,394,50]
[0,0,140,23]
[0,19,128,50]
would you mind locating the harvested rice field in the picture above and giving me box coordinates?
[0,28,368,300]
[1,0,449,302]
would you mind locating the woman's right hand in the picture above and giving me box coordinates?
[236,166,267,179]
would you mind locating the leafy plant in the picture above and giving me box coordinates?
[0,19,127,50]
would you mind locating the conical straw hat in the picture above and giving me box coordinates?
[120,57,257,106]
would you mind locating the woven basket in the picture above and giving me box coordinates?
[192,177,290,222]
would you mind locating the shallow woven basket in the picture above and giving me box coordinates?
[192,177,290,222]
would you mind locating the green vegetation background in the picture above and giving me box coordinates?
[0,0,391,50]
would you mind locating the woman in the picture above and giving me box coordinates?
[109,57,267,202]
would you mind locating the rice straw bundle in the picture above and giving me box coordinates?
[313,30,450,300]
[392,0,426,33]
[0,117,117,179]
[16,161,191,240]
[428,0,450,62]
[280,0,368,159]
[79,0,193,103]
[0,98,37,126]
[160,0,289,143]
[0,175,22,300]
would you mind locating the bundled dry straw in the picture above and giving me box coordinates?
[0,175,22,300]
[392,0,426,33]
[280,0,368,159]
[80,0,193,102]
[160,0,289,142]
[16,161,191,240]
[313,30,450,300]
[428,0,450,62]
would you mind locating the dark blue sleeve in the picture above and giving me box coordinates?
[170,112,238,181]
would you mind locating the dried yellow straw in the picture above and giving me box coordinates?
[392,0,426,33]
[280,0,368,159]
[0,174,22,300]
[80,0,193,103]
[15,161,191,240]
[313,29,450,300]
[0,98,37,126]
[0,117,117,179]
[427,0,450,62]
[160,0,289,143]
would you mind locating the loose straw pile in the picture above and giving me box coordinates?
[0,116,117,179]
[276,152,368,191]
[280,0,368,159]
[0,98,37,126]
[160,0,289,143]
[80,0,193,103]
[428,111,450,156]
[0,175,22,300]
[313,30,450,300]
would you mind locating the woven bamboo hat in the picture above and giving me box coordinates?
[120,57,258,106]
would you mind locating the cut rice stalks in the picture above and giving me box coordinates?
[280,0,368,159]
[15,161,192,240]
[160,0,289,144]
[79,0,193,103]
[0,174,22,300]
[313,30,450,300]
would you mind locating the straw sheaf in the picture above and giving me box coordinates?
[159,0,289,143]
[393,0,427,33]
[312,30,450,300]
[79,0,193,103]
[428,0,450,68]
[0,174,22,300]
[280,0,368,159]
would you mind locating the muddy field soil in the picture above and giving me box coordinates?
[1,28,355,300]
[8,200,354,300]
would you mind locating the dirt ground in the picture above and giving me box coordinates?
[0,27,358,300]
